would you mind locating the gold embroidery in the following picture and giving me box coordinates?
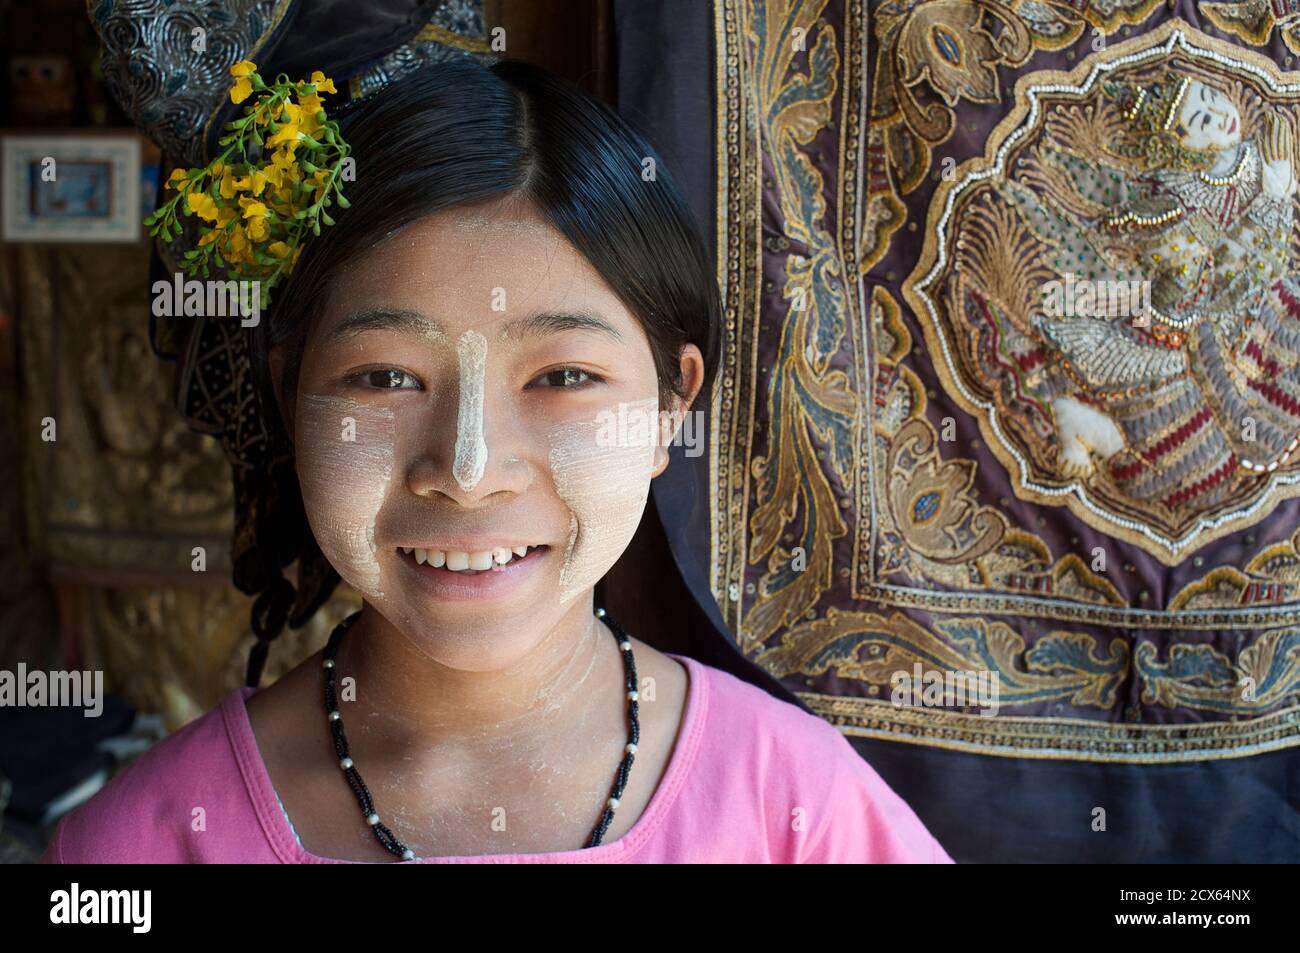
[864,0,1167,270]
[1201,0,1300,54]
[715,4,1300,760]
[755,608,1128,711]
[906,22,1300,563]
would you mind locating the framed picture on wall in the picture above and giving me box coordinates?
[2,133,142,242]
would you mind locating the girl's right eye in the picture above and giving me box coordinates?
[353,368,421,390]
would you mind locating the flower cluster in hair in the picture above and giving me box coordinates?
[143,60,352,305]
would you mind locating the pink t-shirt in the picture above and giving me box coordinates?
[41,652,952,863]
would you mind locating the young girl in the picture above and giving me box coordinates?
[42,58,951,864]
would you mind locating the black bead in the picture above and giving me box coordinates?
[322,608,640,860]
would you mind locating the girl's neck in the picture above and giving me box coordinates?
[330,599,615,756]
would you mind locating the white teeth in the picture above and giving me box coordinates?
[405,545,541,572]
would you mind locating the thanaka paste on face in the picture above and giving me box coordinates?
[546,397,661,603]
[453,329,489,492]
[296,394,396,598]
[302,202,671,666]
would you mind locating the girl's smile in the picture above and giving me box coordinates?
[395,542,552,601]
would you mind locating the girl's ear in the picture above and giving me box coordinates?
[268,343,296,445]
[652,343,706,478]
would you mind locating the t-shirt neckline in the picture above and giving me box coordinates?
[223,650,707,863]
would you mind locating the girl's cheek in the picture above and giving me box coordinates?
[296,395,396,598]
[547,397,661,604]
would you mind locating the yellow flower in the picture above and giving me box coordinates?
[166,167,190,192]
[270,147,297,175]
[198,228,221,247]
[268,241,293,259]
[239,196,269,221]
[221,169,270,199]
[309,71,337,94]
[186,190,218,222]
[225,223,252,264]
[266,104,301,146]
[309,169,330,202]
[219,169,239,199]
[230,60,257,104]
[246,216,269,242]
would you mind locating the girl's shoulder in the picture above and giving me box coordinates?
[670,652,855,766]
[667,654,952,863]
[40,688,269,864]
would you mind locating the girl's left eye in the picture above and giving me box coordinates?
[353,368,420,390]
[531,367,602,389]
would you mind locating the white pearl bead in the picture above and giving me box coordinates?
[367,813,380,826]
[340,757,353,769]
[619,640,631,651]
[402,849,415,860]
[628,690,638,701]
[595,607,606,618]
[607,797,620,809]
[329,710,340,722]
[626,743,637,754]
[323,659,334,668]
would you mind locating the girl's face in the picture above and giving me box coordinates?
[287,197,698,669]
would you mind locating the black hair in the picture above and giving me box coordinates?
[242,56,721,684]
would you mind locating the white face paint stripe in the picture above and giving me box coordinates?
[548,398,659,604]
[296,395,395,598]
[453,329,488,492]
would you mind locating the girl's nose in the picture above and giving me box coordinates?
[452,329,488,492]
[405,334,534,505]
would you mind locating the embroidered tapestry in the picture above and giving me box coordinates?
[625,0,1300,859]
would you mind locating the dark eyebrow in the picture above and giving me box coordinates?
[323,307,622,345]
[499,311,623,342]
[324,308,446,344]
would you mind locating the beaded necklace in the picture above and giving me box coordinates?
[320,607,640,861]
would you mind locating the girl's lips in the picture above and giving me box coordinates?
[396,544,550,601]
